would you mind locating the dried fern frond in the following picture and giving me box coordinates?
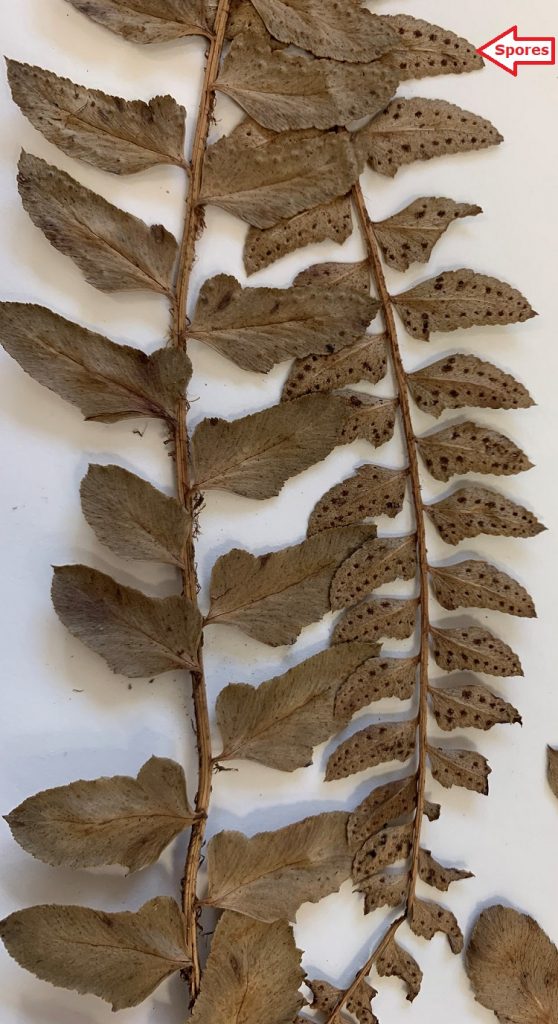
[0,1,543,1021]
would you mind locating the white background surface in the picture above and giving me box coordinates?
[0,1,557,1022]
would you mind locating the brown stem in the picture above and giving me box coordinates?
[173,1,231,353]
[353,182,430,910]
[168,0,231,1002]
[321,184,432,1022]
[324,916,406,1024]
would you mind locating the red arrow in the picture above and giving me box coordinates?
[477,25,555,76]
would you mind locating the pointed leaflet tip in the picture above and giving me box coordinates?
[377,14,483,81]
[17,152,178,294]
[359,99,504,178]
[5,757,193,871]
[394,270,535,341]
[374,198,482,272]
[8,62,186,174]
[51,564,202,678]
[65,0,213,44]
[0,898,191,1009]
[80,464,190,566]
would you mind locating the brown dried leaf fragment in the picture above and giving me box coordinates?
[427,485,545,545]
[191,394,348,499]
[326,720,416,782]
[466,905,558,1024]
[295,260,370,293]
[378,15,483,81]
[5,757,193,872]
[331,536,416,610]
[190,274,377,372]
[0,304,190,423]
[360,873,408,915]
[51,565,202,677]
[216,642,377,772]
[7,62,186,174]
[376,938,423,1002]
[336,657,418,719]
[207,525,375,646]
[431,560,535,618]
[250,0,398,62]
[428,745,491,794]
[18,152,177,294]
[350,1005,377,1024]
[333,597,418,645]
[374,198,481,272]
[352,823,413,881]
[81,465,189,565]
[244,196,353,276]
[418,849,473,892]
[233,0,292,44]
[282,334,387,401]
[547,747,558,801]
[424,800,441,822]
[340,394,398,449]
[358,98,502,177]
[309,978,378,1024]
[430,625,523,677]
[409,898,463,954]
[216,33,398,132]
[205,812,351,922]
[430,682,521,732]
[200,121,360,228]
[227,0,280,43]
[393,270,535,341]
[66,0,211,43]
[0,897,189,1010]
[418,421,532,483]
[348,776,417,851]
[408,353,534,418]
[308,467,407,538]
[190,911,304,1024]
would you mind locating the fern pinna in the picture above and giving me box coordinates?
[0,2,542,1022]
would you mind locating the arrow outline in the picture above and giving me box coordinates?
[477,24,556,77]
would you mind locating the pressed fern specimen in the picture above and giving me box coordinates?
[0,2,543,1022]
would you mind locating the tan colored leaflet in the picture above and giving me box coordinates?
[5,757,194,871]
[7,61,186,173]
[0,898,190,1010]
[18,152,178,294]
